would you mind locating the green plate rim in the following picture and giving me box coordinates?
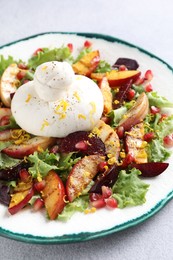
[0,32,173,244]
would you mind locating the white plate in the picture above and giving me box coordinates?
[0,32,173,244]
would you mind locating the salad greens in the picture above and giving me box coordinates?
[28,47,73,70]
[0,41,173,222]
[0,55,17,76]
[112,168,149,208]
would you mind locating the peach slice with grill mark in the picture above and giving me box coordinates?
[8,177,34,215]
[0,64,27,107]
[118,92,149,131]
[66,155,105,202]
[72,50,100,76]
[41,170,66,220]
[91,70,141,88]
[2,136,56,159]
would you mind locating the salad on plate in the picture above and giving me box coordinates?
[0,39,173,222]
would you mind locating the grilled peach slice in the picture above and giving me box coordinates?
[118,92,149,131]
[8,177,34,215]
[41,170,66,220]
[94,120,120,161]
[99,77,113,115]
[125,123,148,164]
[2,136,56,158]
[0,64,27,107]
[66,155,105,202]
[91,70,141,88]
[72,50,100,76]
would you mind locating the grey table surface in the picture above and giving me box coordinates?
[0,0,173,259]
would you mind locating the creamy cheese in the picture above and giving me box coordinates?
[11,61,104,137]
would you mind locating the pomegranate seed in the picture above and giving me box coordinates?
[75,140,88,151]
[127,88,135,101]
[16,71,26,80]
[18,63,28,70]
[122,153,135,167]
[84,40,92,48]
[116,126,125,139]
[49,145,59,154]
[101,186,112,199]
[0,115,10,126]
[34,180,46,192]
[33,48,43,56]
[144,70,153,81]
[134,77,145,86]
[150,106,160,114]
[145,83,153,92]
[67,43,73,52]
[98,161,108,172]
[33,198,44,211]
[106,197,118,208]
[144,132,155,142]
[118,65,127,71]
[89,193,103,202]
[163,134,173,148]
[90,198,106,209]
[19,169,30,182]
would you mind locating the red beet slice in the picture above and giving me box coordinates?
[131,162,169,177]
[89,165,120,193]
[113,80,132,109]
[59,131,105,155]
[113,58,139,70]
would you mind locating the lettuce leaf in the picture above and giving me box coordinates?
[95,60,111,73]
[58,195,89,221]
[147,139,171,162]
[0,55,17,76]
[109,106,127,127]
[112,168,149,208]
[0,116,19,132]
[0,153,20,169]
[155,115,173,139]
[147,91,173,108]
[28,150,59,179]
[28,47,73,70]
[57,153,81,182]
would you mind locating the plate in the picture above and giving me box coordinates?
[0,32,173,244]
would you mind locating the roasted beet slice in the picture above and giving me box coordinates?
[59,131,105,155]
[130,162,169,177]
[0,184,11,206]
[113,58,139,70]
[89,164,120,193]
[0,161,30,181]
[113,80,132,109]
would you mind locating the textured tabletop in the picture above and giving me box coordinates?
[0,0,173,259]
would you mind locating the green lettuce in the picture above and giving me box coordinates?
[58,195,89,221]
[109,106,127,127]
[28,150,59,179]
[145,115,173,162]
[0,153,20,169]
[112,168,149,208]
[0,116,19,132]
[28,47,73,70]
[95,60,111,73]
[57,153,81,182]
[147,91,173,108]
[147,139,171,162]
[0,55,17,76]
